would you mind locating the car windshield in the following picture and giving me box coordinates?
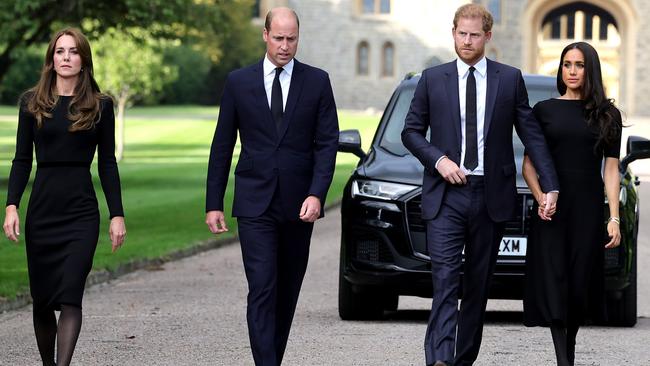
[378,79,558,156]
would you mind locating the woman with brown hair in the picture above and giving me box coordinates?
[3,28,125,366]
[522,41,622,366]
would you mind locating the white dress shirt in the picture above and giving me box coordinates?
[263,54,293,111]
[457,57,487,176]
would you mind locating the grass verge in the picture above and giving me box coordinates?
[0,106,379,301]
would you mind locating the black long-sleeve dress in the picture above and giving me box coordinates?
[523,98,621,326]
[6,95,124,311]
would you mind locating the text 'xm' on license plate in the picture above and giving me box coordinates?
[499,237,527,256]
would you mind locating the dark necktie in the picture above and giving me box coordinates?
[271,67,284,130]
[464,66,478,171]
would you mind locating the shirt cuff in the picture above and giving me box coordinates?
[434,155,447,169]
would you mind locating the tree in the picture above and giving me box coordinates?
[93,28,177,161]
[0,0,191,84]
[1,0,263,106]
[160,45,213,104]
[0,46,42,104]
[206,0,264,103]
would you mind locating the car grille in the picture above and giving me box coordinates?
[405,192,534,256]
[353,233,394,263]
[504,193,534,236]
[405,196,425,232]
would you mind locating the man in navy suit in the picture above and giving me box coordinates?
[205,7,338,366]
[402,4,559,366]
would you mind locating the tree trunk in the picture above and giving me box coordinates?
[115,89,129,162]
[0,53,12,86]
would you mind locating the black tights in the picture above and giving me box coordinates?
[550,321,579,366]
[33,305,83,366]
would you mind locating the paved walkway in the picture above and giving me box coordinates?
[1,117,650,365]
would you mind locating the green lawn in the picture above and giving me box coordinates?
[0,106,379,300]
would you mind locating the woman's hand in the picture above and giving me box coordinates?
[536,193,556,221]
[109,216,126,252]
[3,205,20,242]
[605,220,621,249]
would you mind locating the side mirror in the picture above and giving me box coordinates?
[621,135,650,172]
[338,129,366,159]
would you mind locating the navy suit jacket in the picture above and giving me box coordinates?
[402,59,559,222]
[206,59,339,218]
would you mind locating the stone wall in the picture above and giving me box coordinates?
[633,0,650,116]
[290,0,463,110]
[273,0,650,115]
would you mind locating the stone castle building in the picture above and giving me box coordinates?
[255,0,650,116]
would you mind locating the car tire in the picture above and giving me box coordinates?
[621,251,638,326]
[338,268,384,320]
[606,240,637,327]
[382,293,399,312]
[619,241,637,326]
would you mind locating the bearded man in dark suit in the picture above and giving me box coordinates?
[402,4,559,366]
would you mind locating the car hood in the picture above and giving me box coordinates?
[359,147,529,189]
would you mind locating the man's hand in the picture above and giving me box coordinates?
[436,157,467,185]
[206,210,228,234]
[299,196,321,223]
[543,191,558,218]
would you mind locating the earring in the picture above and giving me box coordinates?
[80,67,84,72]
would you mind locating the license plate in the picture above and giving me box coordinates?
[499,237,527,256]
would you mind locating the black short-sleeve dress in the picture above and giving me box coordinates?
[6,95,124,311]
[523,98,621,326]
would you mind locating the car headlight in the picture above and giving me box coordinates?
[351,180,418,200]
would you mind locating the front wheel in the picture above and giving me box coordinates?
[605,242,637,327]
[338,265,385,320]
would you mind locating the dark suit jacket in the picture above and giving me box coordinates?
[402,59,559,222]
[206,59,339,218]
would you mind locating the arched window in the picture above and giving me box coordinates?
[381,42,394,77]
[379,0,390,13]
[487,0,501,24]
[357,41,370,76]
[541,3,618,41]
[253,0,261,18]
[360,0,391,14]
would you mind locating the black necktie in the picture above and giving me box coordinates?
[271,67,284,130]
[464,66,478,171]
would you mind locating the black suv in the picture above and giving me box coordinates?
[337,73,650,326]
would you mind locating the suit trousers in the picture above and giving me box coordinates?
[424,176,504,366]
[237,189,314,366]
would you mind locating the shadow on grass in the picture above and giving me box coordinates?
[124,143,211,152]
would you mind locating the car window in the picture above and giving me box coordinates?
[527,86,557,107]
[513,85,560,149]
[378,86,416,156]
[378,78,559,157]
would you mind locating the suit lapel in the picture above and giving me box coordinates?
[444,63,462,148]
[277,59,305,142]
[252,60,279,139]
[484,59,500,140]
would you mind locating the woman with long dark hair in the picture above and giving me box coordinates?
[3,28,125,366]
[522,41,622,366]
